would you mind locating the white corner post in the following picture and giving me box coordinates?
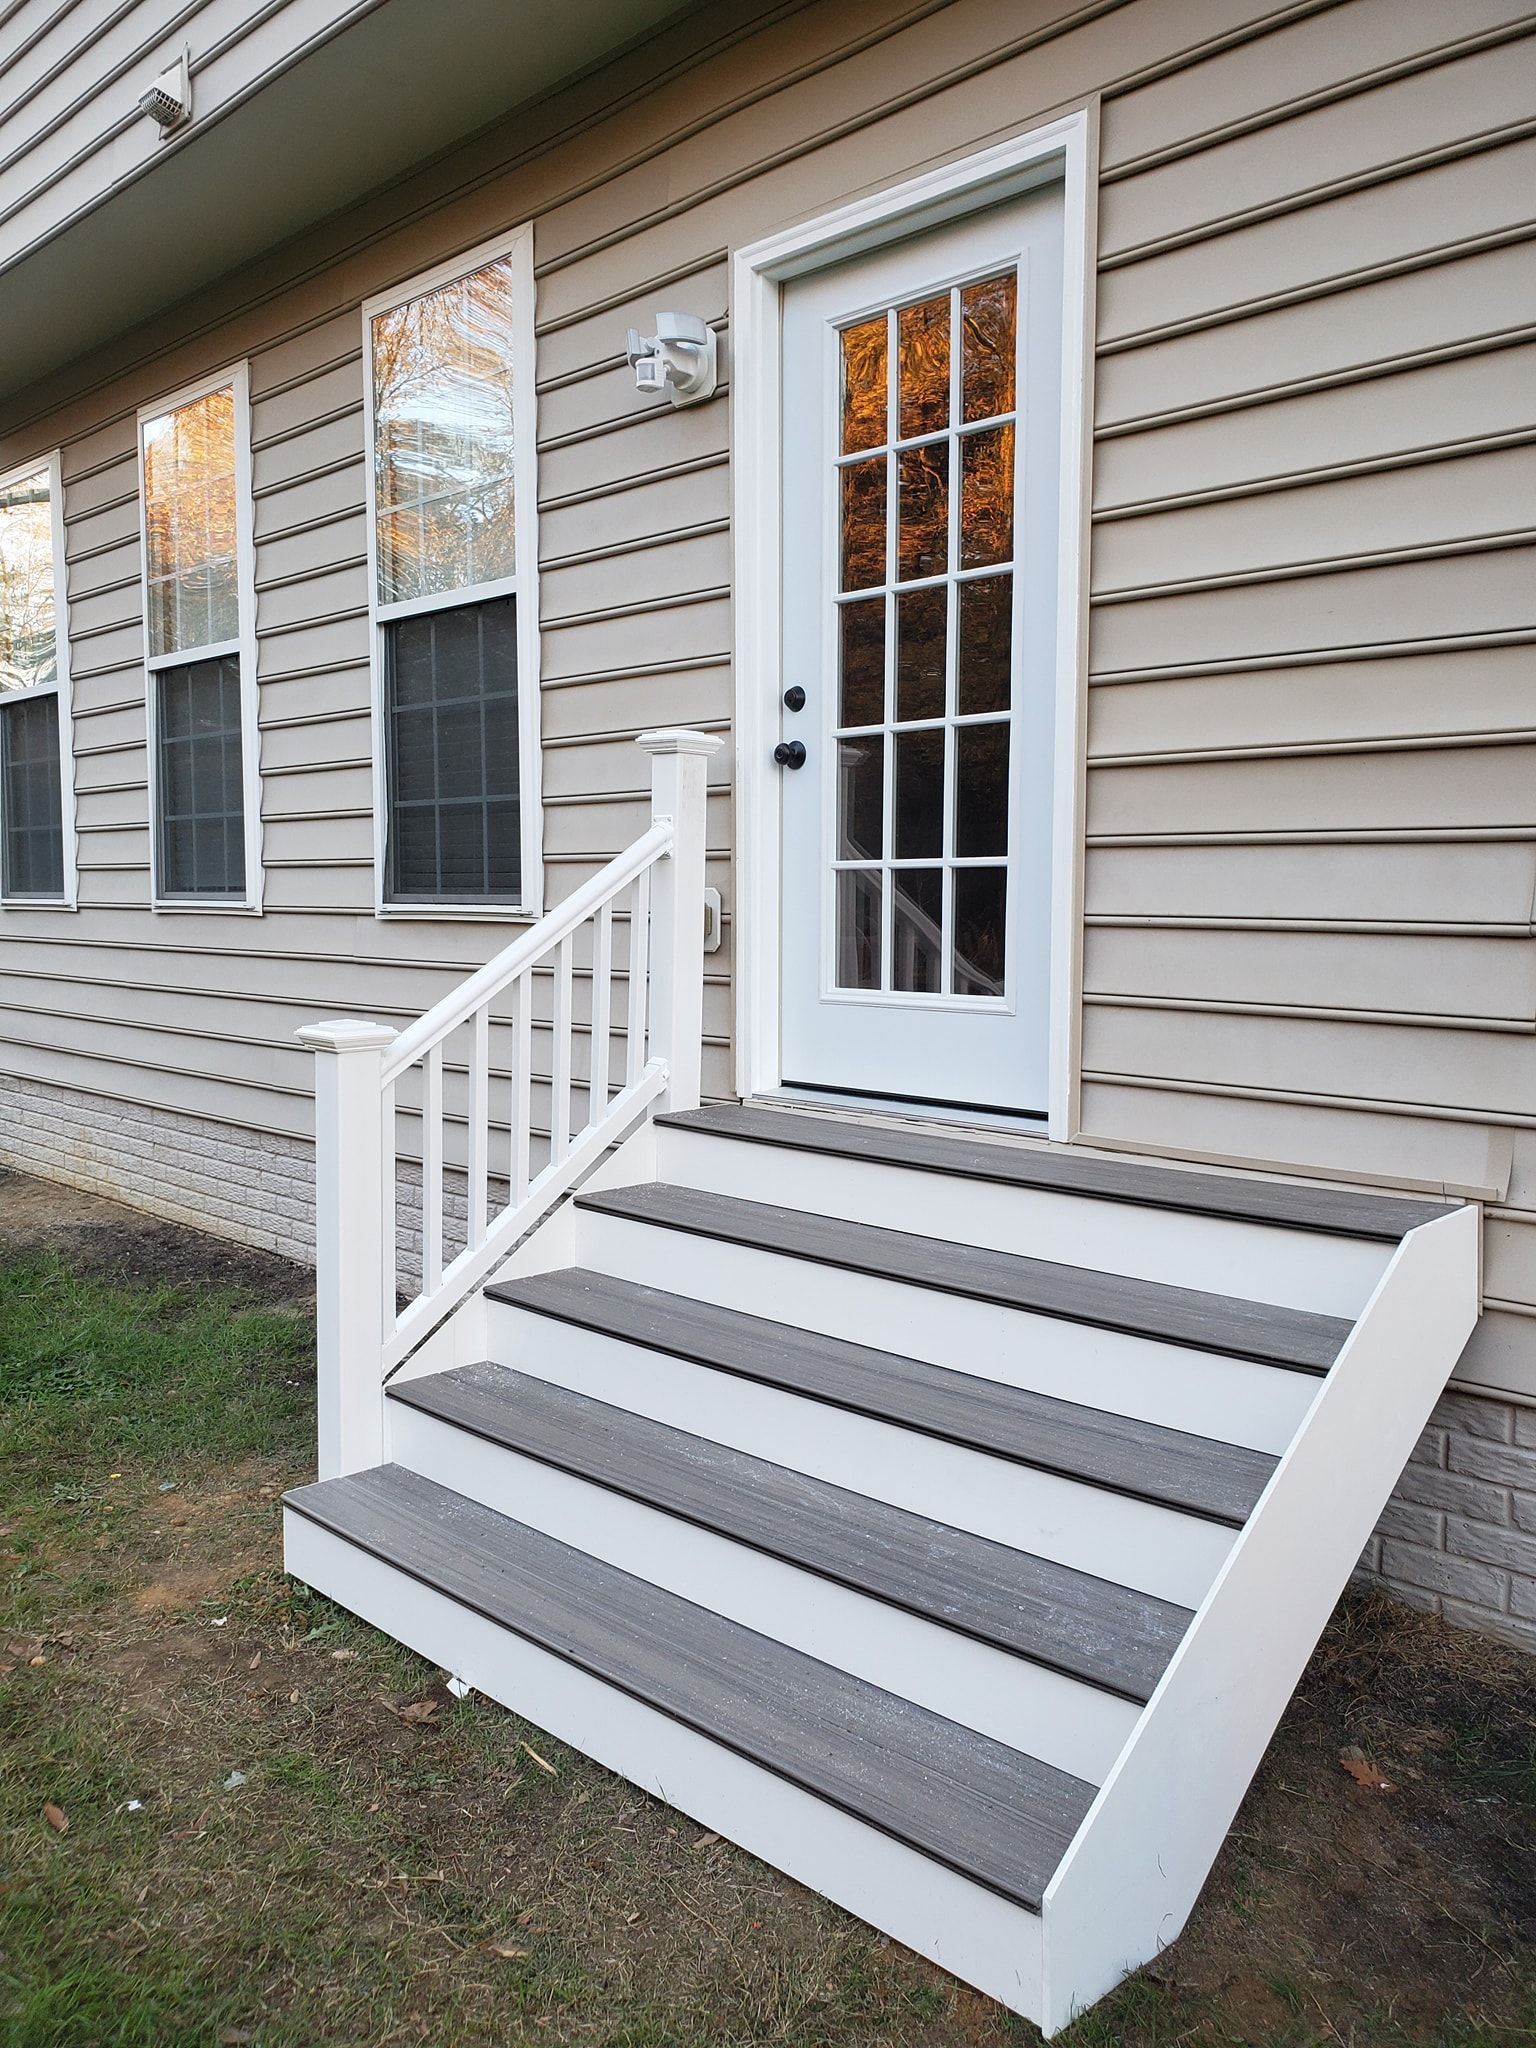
[637,729,723,1115]
[296,1018,398,1480]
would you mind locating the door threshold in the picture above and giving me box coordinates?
[756,1086,1050,1146]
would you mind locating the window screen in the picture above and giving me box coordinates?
[156,656,247,899]
[385,595,520,903]
[1,693,64,898]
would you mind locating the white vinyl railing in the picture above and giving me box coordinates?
[298,729,721,1478]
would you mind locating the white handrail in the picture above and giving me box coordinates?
[299,728,722,1479]
[383,820,672,1081]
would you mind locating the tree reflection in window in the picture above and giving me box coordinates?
[372,258,518,605]
[831,265,1020,998]
[0,468,55,693]
[142,387,239,659]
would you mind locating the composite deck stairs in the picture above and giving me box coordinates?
[284,1101,1479,2029]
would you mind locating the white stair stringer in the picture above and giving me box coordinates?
[284,1107,1480,2036]
[1038,1201,1480,2030]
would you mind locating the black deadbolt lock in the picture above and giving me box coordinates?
[783,685,806,712]
[774,740,807,769]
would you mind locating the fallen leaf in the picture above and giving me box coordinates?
[395,1699,439,1727]
[288,1689,300,1704]
[247,1651,261,1671]
[1340,1745,1396,1792]
[518,1740,557,1776]
[483,1943,529,1960]
[217,2029,256,2045]
[517,1908,537,1927]
[330,1647,358,1662]
[28,1655,46,1668]
[692,1829,720,1851]
[42,1802,68,1834]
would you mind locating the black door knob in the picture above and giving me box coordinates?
[773,740,807,769]
[783,685,806,712]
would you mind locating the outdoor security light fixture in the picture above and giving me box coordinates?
[625,312,718,406]
[139,52,191,137]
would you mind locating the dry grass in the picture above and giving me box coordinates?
[1,1168,1532,2046]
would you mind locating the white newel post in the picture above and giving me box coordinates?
[637,729,723,1115]
[296,1018,398,1480]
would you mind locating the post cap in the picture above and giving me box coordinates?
[295,1018,399,1053]
[635,727,724,757]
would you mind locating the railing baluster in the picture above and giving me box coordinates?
[512,968,532,1205]
[381,1077,397,1326]
[552,931,573,1165]
[467,1005,489,1251]
[301,731,720,1399]
[423,1043,443,1295]
[626,864,650,1086]
[589,899,612,1129]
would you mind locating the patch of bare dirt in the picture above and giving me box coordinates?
[0,1164,311,1302]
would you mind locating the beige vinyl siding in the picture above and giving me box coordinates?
[1,0,1535,1400]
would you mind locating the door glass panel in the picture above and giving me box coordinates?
[837,735,884,858]
[953,866,1006,995]
[840,457,887,591]
[840,597,885,726]
[841,317,888,454]
[897,445,948,581]
[892,867,943,992]
[961,274,1017,422]
[826,265,1019,999]
[836,868,882,989]
[894,727,944,859]
[898,296,949,439]
[896,587,946,721]
[959,424,1014,568]
[958,575,1011,714]
[955,721,1009,857]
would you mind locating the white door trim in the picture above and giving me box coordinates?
[730,108,1098,1142]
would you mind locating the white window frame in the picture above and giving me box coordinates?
[0,449,79,910]
[361,222,543,922]
[136,361,263,914]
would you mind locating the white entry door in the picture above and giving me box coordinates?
[777,184,1064,1115]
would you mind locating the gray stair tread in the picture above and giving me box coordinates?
[488,1268,1276,1526]
[390,1361,1193,1701]
[575,1182,1353,1374]
[659,1103,1454,1243]
[286,1465,1095,1909]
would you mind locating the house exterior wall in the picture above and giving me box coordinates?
[2,0,1536,1637]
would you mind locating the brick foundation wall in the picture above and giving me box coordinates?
[1356,1389,1536,1648]
[0,1070,316,1263]
[2,1068,1534,1649]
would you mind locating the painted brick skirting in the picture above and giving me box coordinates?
[2,1067,1534,1649]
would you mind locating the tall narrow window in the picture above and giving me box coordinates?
[0,456,73,904]
[364,228,540,912]
[139,370,258,906]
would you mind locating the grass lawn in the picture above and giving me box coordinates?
[0,1169,1532,2047]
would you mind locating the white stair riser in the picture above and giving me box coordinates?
[485,1302,1233,1608]
[284,1510,1046,2024]
[657,1126,1389,1319]
[388,1399,1140,1783]
[572,1207,1315,1456]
